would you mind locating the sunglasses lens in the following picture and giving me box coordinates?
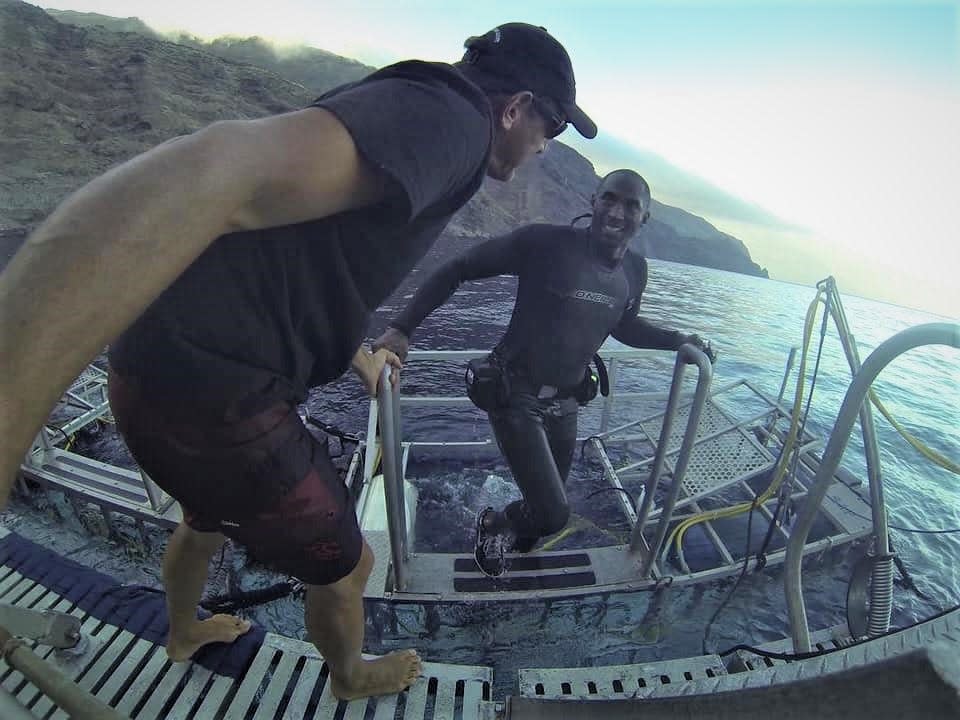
[536,97,567,138]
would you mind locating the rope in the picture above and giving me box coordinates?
[580,435,608,461]
[46,424,76,450]
[754,296,832,568]
[702,498,759,654]
[583,486,637,510]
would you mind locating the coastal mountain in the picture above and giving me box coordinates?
[0,0,768,278]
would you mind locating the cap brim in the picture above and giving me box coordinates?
[563,103,597,139]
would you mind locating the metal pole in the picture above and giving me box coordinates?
[785,322,960,652]
[141,471,165,511]
[599,358,618,435]
[377,366,408,591]
[760,347,798,447]
[27,428,53,469]
[631,345,714,577]
[391,368,406,532]
[363,397,380,485]
[0,624,129,719]
[630,360,685,556]
[821,279,893,636]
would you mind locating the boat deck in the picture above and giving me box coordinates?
[3,523,957,718]
[0,526,490,719]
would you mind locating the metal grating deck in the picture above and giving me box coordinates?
[636,400,777,498]
[0,527,492,719]
[727,624,855,673]
[517,607,960,703]
[523,607,960,702]
[518,655,727,700]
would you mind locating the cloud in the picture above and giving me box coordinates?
[564,133,805,236]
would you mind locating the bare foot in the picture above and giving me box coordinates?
[166,614,252,661]
[329,649,422,700]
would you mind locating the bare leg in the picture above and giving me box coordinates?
[305,541,421,700]
[163,520,251,661]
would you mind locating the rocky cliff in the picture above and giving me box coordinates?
[0,0,768,278]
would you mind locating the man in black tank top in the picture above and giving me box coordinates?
[376,170,715,576]
[0,24,596,699]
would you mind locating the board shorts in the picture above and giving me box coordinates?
[107,368,363,585]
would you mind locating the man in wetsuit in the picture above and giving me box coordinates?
[374,170,714,576]
[0,24,596,699]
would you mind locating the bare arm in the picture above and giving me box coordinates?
[0,108,386,506]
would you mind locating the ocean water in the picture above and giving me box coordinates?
[4,260,958,697]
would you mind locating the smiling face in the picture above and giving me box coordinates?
[589,171,651,261]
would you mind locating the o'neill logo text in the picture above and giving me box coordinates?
[572,290,616,306]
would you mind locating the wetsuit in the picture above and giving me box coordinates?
[107,60,493,585]
[390,224,683,550]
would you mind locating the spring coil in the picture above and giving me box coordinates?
[868,555,895,636]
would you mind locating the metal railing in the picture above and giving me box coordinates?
[819,279,891,638]
[364,345,684,591]
[369,348,677,438]
[0,619,128,719]
[785,321,960,652]
[628,344,714,576]
[377,365,409,591]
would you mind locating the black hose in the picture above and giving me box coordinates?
[719,601,960,661]
[200,580,299,614]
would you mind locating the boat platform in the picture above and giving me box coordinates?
[16,353,877,604]
[359,349,876,602]
[0,525,490,719]
[2,524,957,719]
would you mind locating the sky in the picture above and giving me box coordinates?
[42,0,960,318]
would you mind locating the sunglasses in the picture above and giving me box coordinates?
[532,95,568,139]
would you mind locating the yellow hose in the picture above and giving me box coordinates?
[824,302,957,474]
[665,286,958,562]
[666,288,825,557]
[867,389,959,474]
[538,514,625,552]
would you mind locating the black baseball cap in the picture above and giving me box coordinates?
[462,23,597,139]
